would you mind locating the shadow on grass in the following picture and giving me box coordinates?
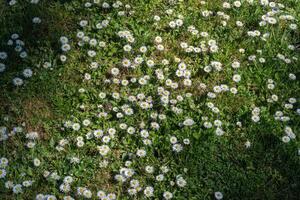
[0,0,81,199]
[0,0,79,122]
[185,135,300,200]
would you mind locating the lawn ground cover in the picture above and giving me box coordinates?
[0,0,300,199]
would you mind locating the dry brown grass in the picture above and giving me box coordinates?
[17,98,53,140]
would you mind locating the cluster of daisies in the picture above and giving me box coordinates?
[59,36,71,63]
[0,126,37,194]
[0,33,33,86]
[1,0,44,86]
[1,0,299,199]
[8,0,40,6]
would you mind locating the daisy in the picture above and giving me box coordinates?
[13,77,24,86]
[163,191,173,199]
[232,74,241,82]
[33,158,41,167]
[215,191,223,199]
[144,186,154,197]
[72,123,81,131]
[122,59,131,67]
[0,63,6,72]
[282,136,290,143]
[13,184,23,194]
[136,149,146,157]
[0,168,6,178]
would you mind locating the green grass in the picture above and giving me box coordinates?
[0,0,300,199]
